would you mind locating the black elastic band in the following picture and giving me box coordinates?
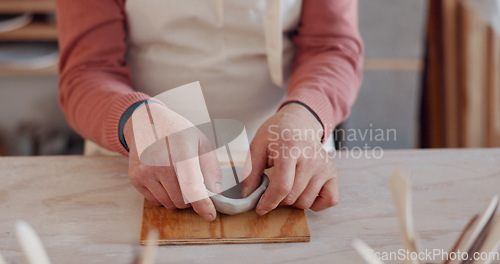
[118,100,149,152]
[280,101,325,142]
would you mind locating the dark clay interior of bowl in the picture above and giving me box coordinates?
[219,165,266,199]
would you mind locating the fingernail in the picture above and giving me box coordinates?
[241,186,249,198]
[205,213,215,221]
[256,209,268,216]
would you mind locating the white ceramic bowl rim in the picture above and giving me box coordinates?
[207,173,270,215]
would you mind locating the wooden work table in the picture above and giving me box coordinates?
[0,149,499,263]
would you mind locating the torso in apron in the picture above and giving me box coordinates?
[84,0,303,156]
[124,0,302,137]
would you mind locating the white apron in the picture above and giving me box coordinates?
[84,0,303,155]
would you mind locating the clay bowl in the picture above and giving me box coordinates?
[207,165,269,215]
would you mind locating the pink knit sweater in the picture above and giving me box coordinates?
[55,0,363,156]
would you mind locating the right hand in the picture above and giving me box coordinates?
[124,103,222,221]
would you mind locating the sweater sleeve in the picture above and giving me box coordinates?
[55,0,150,156]
[284,0,364,137]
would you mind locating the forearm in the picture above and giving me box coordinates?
[59,69,150,155]
[285,0,364,138]
[285,49,363,136]
[55,0,148,155]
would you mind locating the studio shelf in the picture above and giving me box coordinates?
[0,0,55,14]
[0,21,57,41]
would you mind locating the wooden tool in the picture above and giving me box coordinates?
[352,239,385,264]
[15,221,51,264]
[135,230,159,264]
[389,171,420,264]
[448,196,499,264]
[356,171,500,264]
[140,200,310,245]
[474,218,500,264]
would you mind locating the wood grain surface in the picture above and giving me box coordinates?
[140,200,310,245]
[2,150,500,263]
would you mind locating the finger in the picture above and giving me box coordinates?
[167,132,217,220]
[191,198,217,222]
[135,184,162,206]
[293,175,326,210]
[157,166,190,209]
[310,177,339,211]
[198,137,222,193]
[145,181,176,209]
[162,135,201,208]
[175,157,216,220]
[281,160,311,205]
[256,157,296,215]
[128,165,161,206]
[175,156,210,202]
[241,140,267,198]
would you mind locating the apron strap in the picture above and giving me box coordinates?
[264,0,284,87]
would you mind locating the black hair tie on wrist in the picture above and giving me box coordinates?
[118,100,150,152]
[280,101,325,142]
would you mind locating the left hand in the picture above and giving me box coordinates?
[241,103,339,215]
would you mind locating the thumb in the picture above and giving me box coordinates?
[198,137,223,194]
[241,141,267,198]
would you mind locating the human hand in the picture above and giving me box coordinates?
[124,103,222,221]
[242,103,339,215]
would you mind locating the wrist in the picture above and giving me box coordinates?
[118,101,149,152]
[123,118,134,147]
[279,102,324,141]
[121,100,172,153]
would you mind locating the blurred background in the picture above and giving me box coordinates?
[0,0,498,156]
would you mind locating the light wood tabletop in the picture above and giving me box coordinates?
[0,149,499,264]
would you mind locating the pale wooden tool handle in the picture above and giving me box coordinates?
[136,230,159,264]
[473,218,500,264]
[389,171,420,264]
[449,196,499,264]
[352,239,386,264]
[15,221,52,264]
